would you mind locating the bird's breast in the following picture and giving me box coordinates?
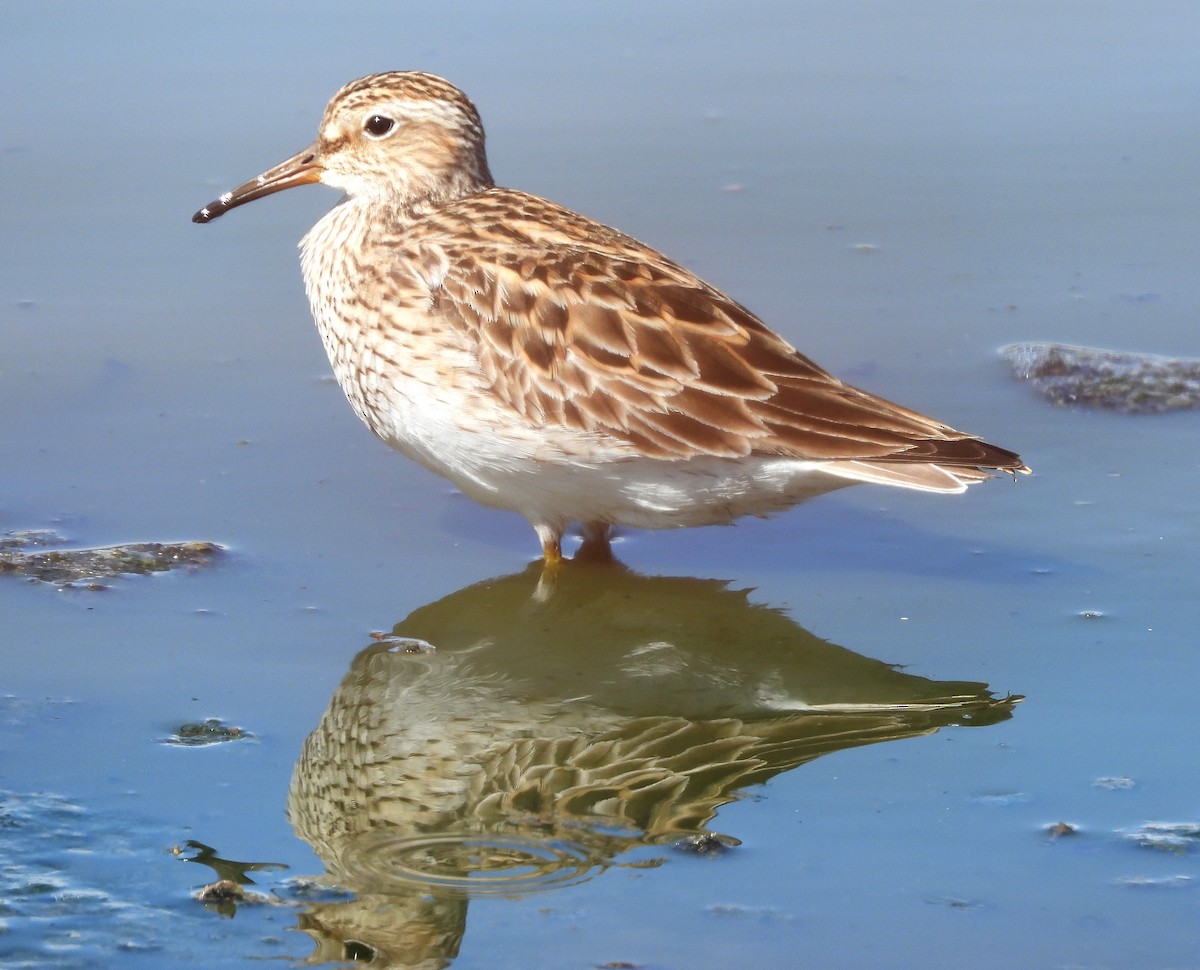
[297,202,555,488]
[301,204,467,405]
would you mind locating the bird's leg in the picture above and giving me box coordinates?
[535,523,565,564]
[576,521,614,562]
[531,523,567,602]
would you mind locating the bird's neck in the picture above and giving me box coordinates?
[402,161,494,213]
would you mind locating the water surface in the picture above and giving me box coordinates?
[3,2,1198,967]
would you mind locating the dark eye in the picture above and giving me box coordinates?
[363,114,396,139]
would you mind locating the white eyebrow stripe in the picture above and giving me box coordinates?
[372,99,484,136]
[384,99,474,127]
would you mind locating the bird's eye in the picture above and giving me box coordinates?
[363,114,396,139]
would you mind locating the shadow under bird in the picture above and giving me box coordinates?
[194,71,1028,561]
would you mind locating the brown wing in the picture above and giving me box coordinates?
[427,198,1024,472]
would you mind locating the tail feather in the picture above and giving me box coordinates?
[820,460,993,493]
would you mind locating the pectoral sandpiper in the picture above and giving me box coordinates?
[194,72,1028,562]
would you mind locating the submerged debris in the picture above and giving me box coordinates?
[196,878,246,903]
[162,718,250,747]
[182,842,292,916]
[1124,822,1200,855]
[194,879,276,917]
[0,531,221,585]
[705,902,795,920]
[0,529,60,551]
[922,895,984,910]
[1001,342,1200,412]
[1113,874,1192,889]
[673,832,742,855]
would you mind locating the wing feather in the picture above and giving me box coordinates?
[420,190,1026,473]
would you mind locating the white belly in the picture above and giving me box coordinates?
[366,383,850,530]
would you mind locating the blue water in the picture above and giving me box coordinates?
[3,2,1198,967]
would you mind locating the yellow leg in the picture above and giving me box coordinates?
[535,524,564,564]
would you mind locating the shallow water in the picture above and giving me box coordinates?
[3,2,1199,967]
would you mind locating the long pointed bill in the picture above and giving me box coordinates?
[192,143,323,224]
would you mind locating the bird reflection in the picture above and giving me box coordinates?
[287,560,1018,968]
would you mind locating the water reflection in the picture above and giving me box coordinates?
[287,561,1018,967]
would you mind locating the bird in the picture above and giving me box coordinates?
[193,71,1028,562]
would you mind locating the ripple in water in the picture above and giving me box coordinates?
[339,830,606,896]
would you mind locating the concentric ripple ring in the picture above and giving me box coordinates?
[338,830,606,896]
